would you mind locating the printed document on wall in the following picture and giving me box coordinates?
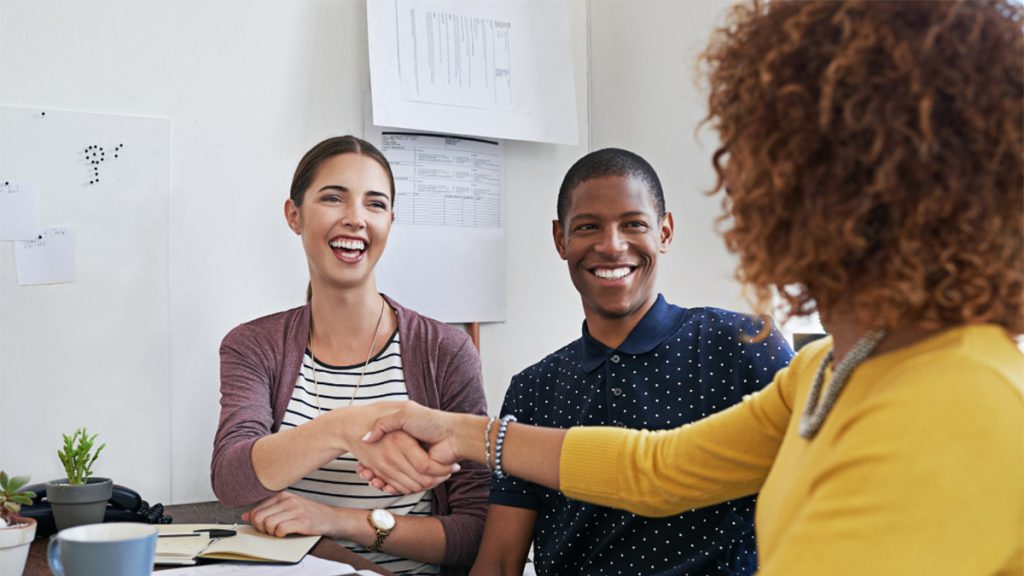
[368,0,578,145]
[369,130,506,323]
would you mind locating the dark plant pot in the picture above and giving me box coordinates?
[46,477,113,532]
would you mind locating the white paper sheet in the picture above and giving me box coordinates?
[14,225,76,285]
[367,127,506,323]
[397,2,513,110]
[385,132,501,228]
[368,0,579,145]
[0,182,42,241]
[157,555,383,575]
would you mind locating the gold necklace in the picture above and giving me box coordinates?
[308,297,388,413]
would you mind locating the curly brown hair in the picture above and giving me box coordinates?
[702,0,1023,335]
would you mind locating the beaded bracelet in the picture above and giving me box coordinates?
[493,414,517,479]
[483,416,498,472]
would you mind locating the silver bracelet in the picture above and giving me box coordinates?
[493,414,517,479]
[484,416,497,472]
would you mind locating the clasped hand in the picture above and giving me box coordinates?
[357,401,462,495]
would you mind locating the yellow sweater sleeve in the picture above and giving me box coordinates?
[560,351,799,516]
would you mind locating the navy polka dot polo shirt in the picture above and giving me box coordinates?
[491,294,794,576]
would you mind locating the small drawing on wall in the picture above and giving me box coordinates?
[83,143,124,185]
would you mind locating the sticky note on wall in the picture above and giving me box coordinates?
[0,182,42,241]
[15,225,76,285]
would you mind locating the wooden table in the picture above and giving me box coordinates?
[24,501,394,575]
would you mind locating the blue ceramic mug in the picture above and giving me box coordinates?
[47,522,157,576]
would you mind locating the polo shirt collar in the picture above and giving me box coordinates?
[578,294,684,373]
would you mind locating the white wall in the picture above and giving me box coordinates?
[587,0,741,311]
[479,0,742,408]
[0,0,590,503]
[0,0,745,504]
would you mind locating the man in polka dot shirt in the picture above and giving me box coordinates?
[470,148,794,576]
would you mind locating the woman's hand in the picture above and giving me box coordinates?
[333,401,458,494]
[358,402,469,493]
[242,492,341,538]
[351,427,458,494]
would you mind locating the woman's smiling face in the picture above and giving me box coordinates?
[286,152,394,293]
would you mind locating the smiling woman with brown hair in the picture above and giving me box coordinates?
[357,2,1024,574]
[210,136,488,575]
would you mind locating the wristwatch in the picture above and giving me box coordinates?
[366,508,396,553]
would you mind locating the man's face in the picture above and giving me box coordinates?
[553,174,673,323]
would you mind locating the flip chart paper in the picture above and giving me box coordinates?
[368,0,579,145]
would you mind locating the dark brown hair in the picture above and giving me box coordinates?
[290,135,396,207]
[292,135,396,301]
[702,0,1023,335]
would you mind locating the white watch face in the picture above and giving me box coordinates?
[370,509,396,531]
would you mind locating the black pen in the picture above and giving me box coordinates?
[159,529,237,538]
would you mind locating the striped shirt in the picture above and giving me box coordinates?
[281,330,439,575]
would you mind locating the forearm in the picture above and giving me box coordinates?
[470,543,529,576]
[451,414,567,491]
[252,408,365,491]
[469,504,536,576]
[560,401,779,516]
[334,508,447,565]
[469,552,528,576]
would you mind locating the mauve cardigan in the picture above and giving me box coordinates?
[211,295,489,570]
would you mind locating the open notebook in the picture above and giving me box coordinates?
[155,524,320,565]
[158,555,383,575]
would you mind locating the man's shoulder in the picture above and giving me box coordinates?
[693,305,761,328]
[511,339,582,383]
[663,304,764,342]
[685,307,794,380]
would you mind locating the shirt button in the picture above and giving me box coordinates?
[611,387,623,397]
[612,420,625,427]
[610,354,621,363]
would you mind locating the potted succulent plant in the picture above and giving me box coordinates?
[0,471,37,576]
[46,428,112,531]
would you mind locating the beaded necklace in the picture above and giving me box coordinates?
[799,328,888,439]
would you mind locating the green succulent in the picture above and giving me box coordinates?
[58,428,105,485]
[0,471,36,524]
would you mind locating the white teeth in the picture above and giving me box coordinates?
[594,267,632,279]
[329,239,365,251]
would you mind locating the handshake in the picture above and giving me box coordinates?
[348,401,562,495]
[351,401,478,495]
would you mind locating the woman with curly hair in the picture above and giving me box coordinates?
[359,1,1023,573]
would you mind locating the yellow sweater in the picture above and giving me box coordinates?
[561,325,1023,575]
